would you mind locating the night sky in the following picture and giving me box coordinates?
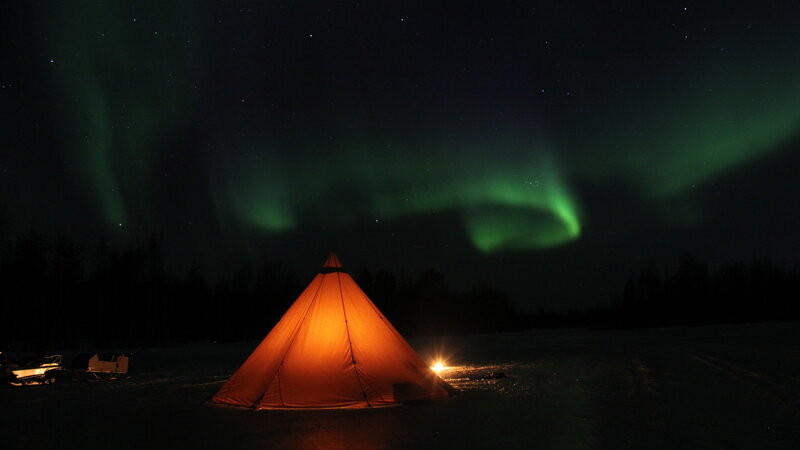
[2,1,799,310]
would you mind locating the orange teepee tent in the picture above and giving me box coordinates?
[212,252,452,409]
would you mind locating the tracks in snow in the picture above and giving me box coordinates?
[687,350,798,410]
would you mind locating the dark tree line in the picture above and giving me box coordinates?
[355,268,521,336]
[0,231,521,350]
[524,254,800,329]
[2,230,799,350]
[606,254,800,327]
[0,231,301,349]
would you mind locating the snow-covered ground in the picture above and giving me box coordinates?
[2,323,800,449]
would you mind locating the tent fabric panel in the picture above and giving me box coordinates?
[211,274,325,407]
[338,273,449,403]
[265,273,366,407]
[257,369,284,407]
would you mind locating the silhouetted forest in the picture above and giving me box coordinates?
[0,231,520,349]
[521,254,800,329]
[1,231,799,349]
[597,254,800,328]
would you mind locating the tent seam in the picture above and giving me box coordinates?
[336,271,372,407]
[251,275,325,408]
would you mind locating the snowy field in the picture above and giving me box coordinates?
[2,323,800,449]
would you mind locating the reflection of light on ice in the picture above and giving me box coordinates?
[436,364,516,390]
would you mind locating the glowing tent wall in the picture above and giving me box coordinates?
[212,253,451,409]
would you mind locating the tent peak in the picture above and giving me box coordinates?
[322,252,343,269]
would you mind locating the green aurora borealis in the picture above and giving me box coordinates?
[47,2,198,227]
[2,0,800,300]
[563,48,800,201]
[220,138,581,252]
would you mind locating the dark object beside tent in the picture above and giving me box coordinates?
[1,353,62,386]
[72,353,129,379]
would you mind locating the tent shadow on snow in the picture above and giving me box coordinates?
[211,253,454,409]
